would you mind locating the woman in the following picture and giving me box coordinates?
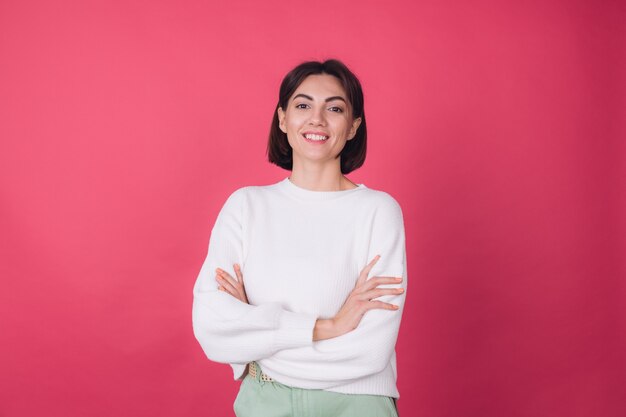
[192,59,407,417]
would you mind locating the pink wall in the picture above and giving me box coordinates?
[1,0,624,416]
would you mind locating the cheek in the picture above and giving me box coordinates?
[334,119,352,135]
[284,120,301,142]
[286,122,300,137]
[282,115,296,130]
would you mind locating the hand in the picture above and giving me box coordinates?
[313,255,403,341]
[215,264,249,304]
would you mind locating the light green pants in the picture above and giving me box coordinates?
[233,363,399,417]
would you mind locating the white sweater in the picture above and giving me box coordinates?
[192,177,407,398]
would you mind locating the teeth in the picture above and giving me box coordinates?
[304,134,328,141]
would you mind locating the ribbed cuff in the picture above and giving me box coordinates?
[274,310,317,350]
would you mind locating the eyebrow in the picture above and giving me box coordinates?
[292,93,347,103]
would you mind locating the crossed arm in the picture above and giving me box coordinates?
[214,255,403,341]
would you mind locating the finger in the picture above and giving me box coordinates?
[356,255,380,286]
[359,287,404,301]
[365,300,400,311]
[221,267,246,301]
[217,284,237,298]
[231,264,246,301]
[234,263,244,285]
[360,276,403,292]
[234,264,249,301]
[216,273,238,295]
[216,269,240,290]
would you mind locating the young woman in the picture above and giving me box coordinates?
[192,59,407,417]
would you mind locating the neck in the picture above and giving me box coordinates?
[289,159,357,191]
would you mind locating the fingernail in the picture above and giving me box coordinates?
[397,288,404,293]
[392,305,399,309]
[395,277,403,281]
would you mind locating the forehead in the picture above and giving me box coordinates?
[291,74,347,99]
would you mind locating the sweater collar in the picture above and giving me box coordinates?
[278,177,367,200]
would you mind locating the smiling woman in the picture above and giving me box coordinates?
[192,59,406,417]
[276,74,362,177]
[267,60,367,180]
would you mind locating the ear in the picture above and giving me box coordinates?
[347,117,362,140]
[277,107,287,133]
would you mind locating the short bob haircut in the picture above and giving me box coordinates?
[267,59,367,175]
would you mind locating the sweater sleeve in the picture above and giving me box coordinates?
[260,194,407,387]
[191,188,318,369]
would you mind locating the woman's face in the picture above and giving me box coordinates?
[277,74,362,169]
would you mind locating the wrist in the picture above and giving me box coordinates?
[313,318,336,341]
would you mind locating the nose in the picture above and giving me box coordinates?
[308,106,326,126]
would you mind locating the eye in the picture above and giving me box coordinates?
[328,106,344,113]
[295,103,309,109]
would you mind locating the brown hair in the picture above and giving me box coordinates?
[267,59,367,174]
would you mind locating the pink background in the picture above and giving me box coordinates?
[1,0,624,416]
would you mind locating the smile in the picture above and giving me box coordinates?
[302,133,329,142]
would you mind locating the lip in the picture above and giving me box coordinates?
[301,131,330,144]
[301,131,329,137]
